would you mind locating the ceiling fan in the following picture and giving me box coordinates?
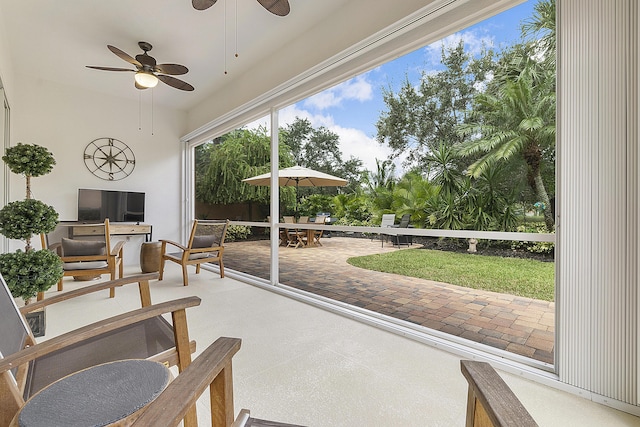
[86,42,194,91]
[192,0,290,16]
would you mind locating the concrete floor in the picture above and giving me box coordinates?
[38,266,640,426]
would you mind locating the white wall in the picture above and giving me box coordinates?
[8,76,187,266]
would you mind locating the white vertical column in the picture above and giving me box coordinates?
[558,0,638,405]
[270,108,279,286]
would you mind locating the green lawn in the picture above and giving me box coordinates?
[347,249,555,301]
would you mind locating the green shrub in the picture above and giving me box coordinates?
[225,225,252,242]
[511,223,555,255]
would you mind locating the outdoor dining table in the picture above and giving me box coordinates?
[280,217,326,247]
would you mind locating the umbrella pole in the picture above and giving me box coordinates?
[295,179,299,220]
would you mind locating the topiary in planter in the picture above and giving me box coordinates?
[0,143,63,304]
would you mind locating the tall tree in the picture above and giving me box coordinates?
[456,0,556,231]
[196,127,295,207]
[521,0,555,69]
[280,117,365,195]
[365,158,396,193]
[456,68,555,231]
[375,41,496,169]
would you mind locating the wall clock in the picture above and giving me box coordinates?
[84,137,136,181]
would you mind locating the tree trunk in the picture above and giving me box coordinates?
[533,172,554,232]
[26,175,31,199]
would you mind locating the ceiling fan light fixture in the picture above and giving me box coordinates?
[134,71,158,88]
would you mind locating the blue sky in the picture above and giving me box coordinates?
[255,0,537,173]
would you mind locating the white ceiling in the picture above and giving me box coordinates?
[0,1,334,111]
[0,1,516,116]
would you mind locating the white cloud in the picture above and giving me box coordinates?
[303,74,373,110]
[424,29,496,66]
[280,105,391,172]
[246,104,396,174]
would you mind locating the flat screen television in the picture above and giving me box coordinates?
[77,189,145,223]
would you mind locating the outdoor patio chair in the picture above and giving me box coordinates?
[159,219,229,286]
[282,216,307,248]
[377,213,396,247]
[130,337,305,427]
[0,272,201,427]
[286,226,307,248]
[310,215,327,246]
[39,219,125,300]
[391,214,412,247]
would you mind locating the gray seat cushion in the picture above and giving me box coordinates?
[19,359,170,427]
[63,261,109,270]
[188,252,218,260]
[61,238,106,256]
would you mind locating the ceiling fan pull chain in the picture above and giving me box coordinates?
[235,0,239,58]
[151,88,154,136]
[224,0,228,74]
[138,91,142,131]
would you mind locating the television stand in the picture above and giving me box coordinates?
[70,223,153,242]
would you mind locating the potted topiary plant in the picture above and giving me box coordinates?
[0,143,63,335]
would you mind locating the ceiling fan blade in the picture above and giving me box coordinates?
[155,63,189,75]
[86,66,135,72]
[257,0,290,16]
[157,74,195,91]
[192,0,216,10]
[107,45,142,67]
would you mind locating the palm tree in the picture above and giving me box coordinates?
[521,0,555,68]
[456,68,555,231]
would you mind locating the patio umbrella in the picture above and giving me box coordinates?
[242,165,347,216]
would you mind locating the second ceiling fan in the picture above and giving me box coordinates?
[86,42,194,91]
[192,0,290,16]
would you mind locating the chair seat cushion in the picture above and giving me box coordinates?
[63,261,109,270]
[188,252,218,260]
[165,251,219,261]
[19,359,170,427]
[61,238,106,256]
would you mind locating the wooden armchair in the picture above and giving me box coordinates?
[39,219,124,300]
[0,272,201,427]
[159,219,229,286]
[310,215,327,247]
[460,360,538,427]
[131,337,305,427]
[283,216,308,249]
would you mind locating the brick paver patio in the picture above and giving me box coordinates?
[223,236,555,365]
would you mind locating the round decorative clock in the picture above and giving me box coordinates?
[84,138,136,181]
